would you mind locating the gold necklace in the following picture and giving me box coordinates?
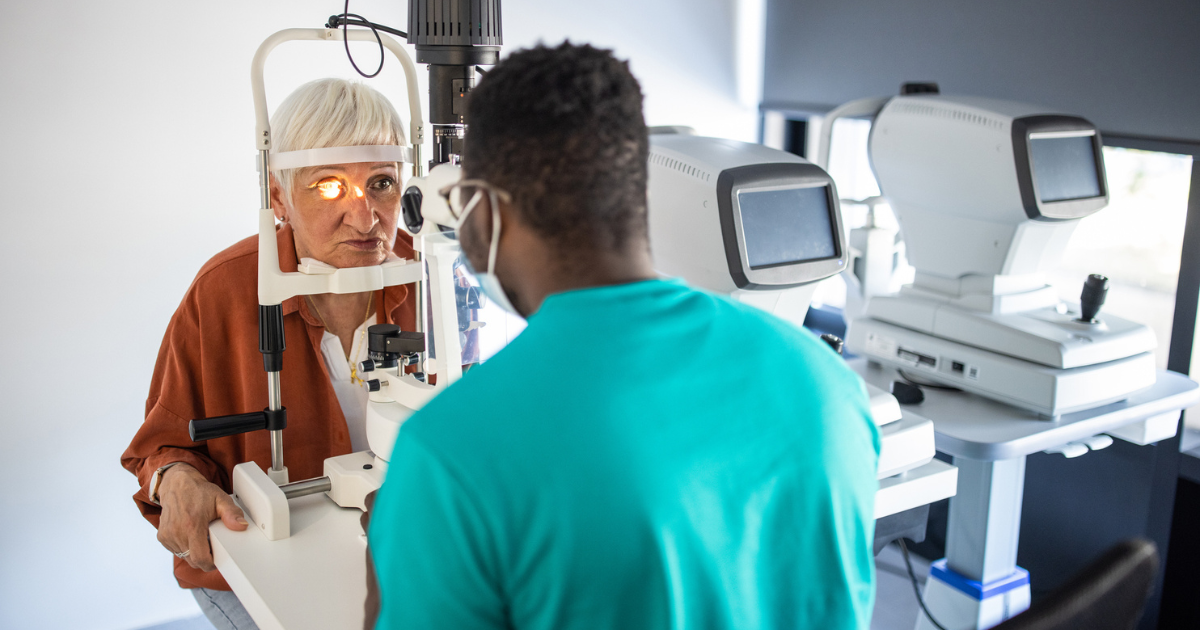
[307,292,374,385]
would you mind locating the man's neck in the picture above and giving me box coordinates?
[513,244,658,316]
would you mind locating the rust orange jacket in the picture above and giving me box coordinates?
[121,224,416,590]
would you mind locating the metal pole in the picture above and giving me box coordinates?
[281,476,332,500]
[267,371,284,473]
[258,148,287,473]
[259,149,271,208]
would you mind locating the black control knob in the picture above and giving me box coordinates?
[364,379,381,393]
[1078,274,1109,324]
[359,359,376,373]
[820,333,845,355]
[368,324,403,354]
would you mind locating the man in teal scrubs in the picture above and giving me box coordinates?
[368,42,880,629]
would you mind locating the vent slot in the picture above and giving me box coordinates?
[891,102,1004,130]
[649,151,712,182]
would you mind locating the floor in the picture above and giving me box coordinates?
[135,546,932,630]
[134,615,214,630]
[872,543,931,630]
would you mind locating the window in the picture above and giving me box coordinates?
[1045,147,1193,372]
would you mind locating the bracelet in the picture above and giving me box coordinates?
[148,462,184,506]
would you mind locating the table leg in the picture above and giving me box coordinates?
[946,457,1025,582]
[915,457,1031,630]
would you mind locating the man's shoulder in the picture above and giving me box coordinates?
[697,288,823,349]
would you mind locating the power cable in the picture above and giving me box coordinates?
[332,2,386,78]
[897,539,950,630]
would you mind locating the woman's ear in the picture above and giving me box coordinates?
[269,174,289,222]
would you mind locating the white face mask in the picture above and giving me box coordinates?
[455,186,521,317]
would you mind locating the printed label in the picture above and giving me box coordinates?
[865,332,898,359]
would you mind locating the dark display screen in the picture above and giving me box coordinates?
[737,186,837,269]
[1029,135,1102,202]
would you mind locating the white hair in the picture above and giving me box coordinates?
[271,78,408,203]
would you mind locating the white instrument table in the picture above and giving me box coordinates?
[211,493,367,630]
[850,359,1199,630]
[852,360,1200,461]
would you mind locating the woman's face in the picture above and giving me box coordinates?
[272,162,404,268]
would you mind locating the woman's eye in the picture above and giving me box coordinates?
[311,178,345,200]
[371,177,395,191]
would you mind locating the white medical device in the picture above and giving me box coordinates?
[647,131,954,519]
[188,21,490,541]
[830,92,1157,417]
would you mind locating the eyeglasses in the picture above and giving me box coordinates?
[437,179,513,225]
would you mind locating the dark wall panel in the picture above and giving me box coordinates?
[763,0,1200,142]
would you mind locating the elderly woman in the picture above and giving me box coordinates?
[122,78,416,629]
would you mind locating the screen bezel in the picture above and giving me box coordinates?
[1012,115,1109,221]
[716,162,847,289]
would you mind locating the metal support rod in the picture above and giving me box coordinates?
[259,150,271,209]
[267,371,284,472]
[281,476,332,500]
[414,239,427,375]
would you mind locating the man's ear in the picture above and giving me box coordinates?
[269,174,289,222]
[459,195,493,271]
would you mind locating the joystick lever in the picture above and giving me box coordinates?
[1078,274,1109,324]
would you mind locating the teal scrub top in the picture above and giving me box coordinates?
[369,278,880,630]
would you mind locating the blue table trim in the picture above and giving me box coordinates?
[929,559,1030,600]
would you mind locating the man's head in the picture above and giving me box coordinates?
[458,42,655,315]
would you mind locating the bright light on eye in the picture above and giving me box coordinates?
[353,186,364,199]
[314,180,343,200]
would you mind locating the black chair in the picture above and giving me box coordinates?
[991,538,1159,630]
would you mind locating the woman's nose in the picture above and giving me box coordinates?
[343,191,378,232]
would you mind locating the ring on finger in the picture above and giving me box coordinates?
[174,549,191,559]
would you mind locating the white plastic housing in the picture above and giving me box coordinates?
[324,451,384,511]
[866,295,1157,369]
[233,462,290,541]
[647,134,848,293]
[869,95,1107,284]
[848,318,1157,416]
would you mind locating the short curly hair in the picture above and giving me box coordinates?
[463,41,649,253]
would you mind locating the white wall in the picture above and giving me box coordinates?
[0,1,758,628]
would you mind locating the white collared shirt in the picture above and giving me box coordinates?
[318,314,377,453]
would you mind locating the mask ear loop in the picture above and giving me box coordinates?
[486,190,502,275]
[453,188,485,230]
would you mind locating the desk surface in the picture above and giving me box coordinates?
[850,360,1199,461]
[211,493,367,630]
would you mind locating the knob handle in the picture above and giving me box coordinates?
[189,411,267,442]
[1078,274,1109,323]
[820,333,845,355]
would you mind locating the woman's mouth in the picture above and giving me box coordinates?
[345,238,382,251]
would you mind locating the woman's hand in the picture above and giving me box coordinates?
[156,462,248,571]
